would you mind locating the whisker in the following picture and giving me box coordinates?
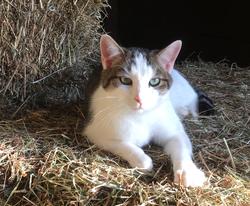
[92,96,118,100]
[91,96,123,103]
[93,106,113,119]
[93,103,122,123]
[100,104,124,129]
[93,103,125,127]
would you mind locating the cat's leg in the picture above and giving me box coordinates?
[164,134,206,187]
[94,140,153,171]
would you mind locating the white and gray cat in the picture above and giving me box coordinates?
[82,35,206,187]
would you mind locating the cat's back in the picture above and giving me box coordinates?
[169,69,198,118]
[170,69,197,99]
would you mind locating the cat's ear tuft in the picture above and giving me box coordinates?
[100,34,124,70]
[157,40,182,73]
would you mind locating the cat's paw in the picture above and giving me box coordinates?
[129,154,153,171]
[174,163,206,187]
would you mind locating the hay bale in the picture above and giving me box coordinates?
[0,0,107,109]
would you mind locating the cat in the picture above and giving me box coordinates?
[82,34,206,187]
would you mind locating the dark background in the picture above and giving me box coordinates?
[103,1,250,67]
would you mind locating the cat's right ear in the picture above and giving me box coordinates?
[100,34,124,70]
[156,40,182,73]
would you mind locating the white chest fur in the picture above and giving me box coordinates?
[85,86,182,146]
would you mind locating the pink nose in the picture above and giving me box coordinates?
[134,95,142,105]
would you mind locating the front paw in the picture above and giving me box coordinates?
[129,154,153,171]
[174,163,206,187]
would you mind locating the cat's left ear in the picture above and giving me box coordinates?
[157,40,182,73]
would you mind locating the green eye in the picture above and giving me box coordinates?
[119,76,132,85]
[149,78,161,87]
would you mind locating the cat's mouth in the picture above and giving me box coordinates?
[133,108,144,113]
[132,103,145,112]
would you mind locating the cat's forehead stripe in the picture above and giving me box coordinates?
[130,52,150,75]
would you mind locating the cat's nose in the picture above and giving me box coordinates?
[134,95,142,105]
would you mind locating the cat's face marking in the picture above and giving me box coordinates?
[99,35,181,112]
[101,49,171,112]
[126,51,172,111]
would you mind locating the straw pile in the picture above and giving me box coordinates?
[0,60,249,205]
[0,0,107,112]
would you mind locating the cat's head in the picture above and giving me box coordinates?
[99,34,182,112]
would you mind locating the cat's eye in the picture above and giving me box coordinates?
[149,78,161,87]
[119,76,132,85]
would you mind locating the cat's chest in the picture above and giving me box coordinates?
[114,113,152,146]
[118,107,177,144]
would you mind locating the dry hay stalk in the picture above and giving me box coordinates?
[0,0,108,103]
[0,60,249,205]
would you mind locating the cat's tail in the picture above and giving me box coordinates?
[194,88,215,116]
